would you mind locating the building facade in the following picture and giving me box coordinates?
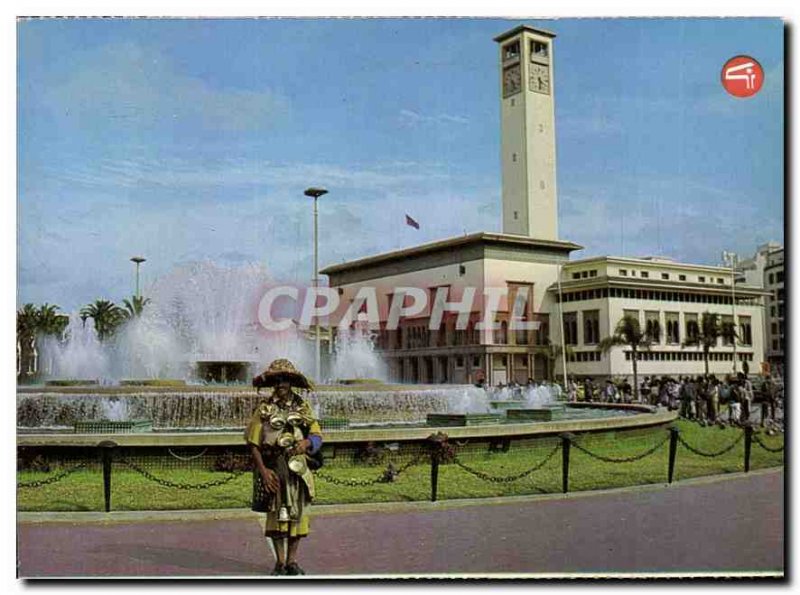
[319,24,772,385]
[555,256,767,381]
[736,242,785,375]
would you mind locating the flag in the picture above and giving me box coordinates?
[405,214,420,229]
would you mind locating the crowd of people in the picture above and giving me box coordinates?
[569,372,783,429]
[477,372,784,431]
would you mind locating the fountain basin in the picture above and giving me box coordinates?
[426,413,504,427]
[506,408,556,422]
[74,420,153,434]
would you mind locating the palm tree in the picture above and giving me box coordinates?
[599,315,654,401]
[16,303,69,378]
[682,311,737,377]
[37,303,69,339]
[80,299,126,341]
[122,295,152,320]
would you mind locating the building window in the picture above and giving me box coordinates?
[777,271,784,283]
[645,311,661,343]
[685,314,699,343]
[531,40,548,59]
[563,313,578,345]
[583,310,600,345]
[679,274,686,281]
[661,273,669,280]
[768,273,774,284]
[698,276,706,283]
[619,269,628,276]
[581,271,588,279]
[503,41,520,61]
[771,306,776,317]
[665,313,680,344]
[640,271,649,278]
[721,316,734,346]
[572,272,581,280]
[717,278,724,284]
[739,316,752,346]
[589,270,597,277]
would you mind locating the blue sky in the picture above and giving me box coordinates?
[17,17,784,311]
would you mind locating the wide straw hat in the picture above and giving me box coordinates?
[252,358,313,391]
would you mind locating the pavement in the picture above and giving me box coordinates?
[17,468,784,578]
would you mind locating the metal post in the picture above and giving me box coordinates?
[723,251,738,375]
[314,195,320,383]
[98,440,117,513]
[304,187,327,383]
[668,426,679,484]
[744,424,753,473]
[560,433,572,494]
[430,448,440,502]
[556,265,569,387]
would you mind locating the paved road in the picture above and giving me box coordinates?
[18,469,783,578]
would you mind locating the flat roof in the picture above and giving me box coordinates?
[563,255,740,274]
[320,232,582,276]
[494,24,557,43]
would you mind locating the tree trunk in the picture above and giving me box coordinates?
[703,347,710,377]
[631,347,639,402]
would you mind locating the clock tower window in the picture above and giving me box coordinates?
[531,40,549,61]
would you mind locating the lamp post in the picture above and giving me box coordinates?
[130,257,146,299]
[556,264,569,388]
[722,251,738,375]
[304,187,328,382]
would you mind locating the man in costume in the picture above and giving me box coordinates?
[245,358,323,576]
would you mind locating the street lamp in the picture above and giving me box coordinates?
[304,187,328,382]
[130,257,146,299]
[722,250,738,375]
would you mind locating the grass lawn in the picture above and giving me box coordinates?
[17,420,783,512]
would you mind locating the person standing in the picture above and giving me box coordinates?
[245,359,324,576]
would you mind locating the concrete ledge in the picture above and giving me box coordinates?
[17,408,677,447]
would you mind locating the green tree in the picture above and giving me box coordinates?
[682,311,738,377]
[37,303,69,338]
[599,315,654,401]
[80,299,126,341]
[121,295,152,320]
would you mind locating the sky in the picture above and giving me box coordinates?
[17,17,784,312]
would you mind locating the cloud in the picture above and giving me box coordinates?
[398,109,469,127]
[36,41,289,135]
[560,176,783,265]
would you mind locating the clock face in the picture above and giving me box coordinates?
[503,65,522,97]
[529,63,550,95]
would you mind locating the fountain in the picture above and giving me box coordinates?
[19,261,673,439]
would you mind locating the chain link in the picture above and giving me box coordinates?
[572,434,670,463]
[752,433,785,453]
[17,461,88,489]
[315,453,425,487]
[452,443,560,483]
[118,458,245,490]
[677,432,744,458]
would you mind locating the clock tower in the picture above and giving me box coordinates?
[495,25,558,240]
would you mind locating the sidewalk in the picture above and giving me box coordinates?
[17,469,784,578]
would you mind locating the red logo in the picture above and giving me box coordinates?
[721,56,764,98]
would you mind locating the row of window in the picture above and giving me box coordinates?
[623,351,754,362]
[563,310,753,348]
[767,271,784,285]
[558,287,758,306]
[567,351,602,363]
[617,269,726,284]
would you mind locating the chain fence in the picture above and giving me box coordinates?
[677,432,744,458]
[16,423,784,511]
[752,432,785,453]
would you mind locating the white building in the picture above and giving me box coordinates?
[737,242,785,375]
[321,24,771,385]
